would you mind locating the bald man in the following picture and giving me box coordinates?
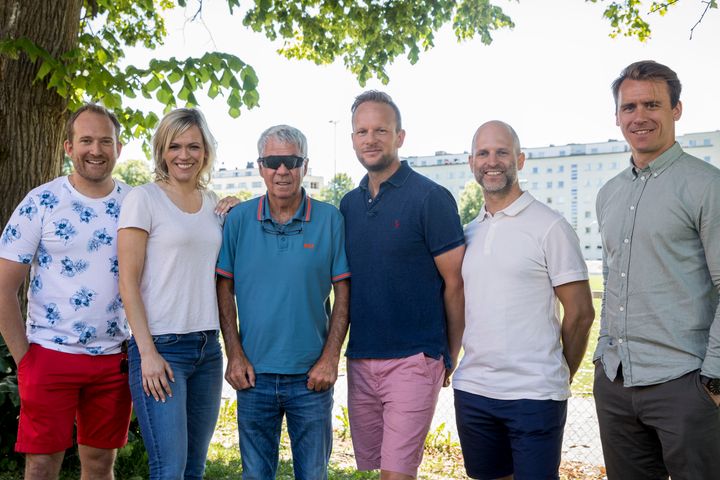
[452,121,594,480]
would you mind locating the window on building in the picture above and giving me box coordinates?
[546,167,553,173]
[610,162,618,169]
[597,163,603,170]
[584,163,592,171]
[251,182,262,188]
[703,156,711,162]
[585,227,591,234]
[689,139,697,146]
[532,167,539,174]
[559,150,566,156]
[585,211,591,218]
[591,148,598,154]
[211,184,221,190]
[310,182,319,189]
[558,165,565,173]
[239,182,247,189]
[546,181,552,189]
[584,245,591,250]
[704,138,712,146]
[546,197,552,204]
[558,181,564,188]
[531,182,539,189]
[227,183,236,189]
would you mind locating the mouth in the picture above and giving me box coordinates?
[631,128,654,135]
[174,162,196,170]
[483,170,504,177]
[84,157,106,165]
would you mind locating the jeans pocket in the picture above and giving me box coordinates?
[152,334,180,346]
[695,372,720,409]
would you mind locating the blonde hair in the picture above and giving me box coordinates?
[152,108,217,189]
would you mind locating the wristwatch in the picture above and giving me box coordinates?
[701,375,720,395]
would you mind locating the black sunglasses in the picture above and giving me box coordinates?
[258,155,306,170]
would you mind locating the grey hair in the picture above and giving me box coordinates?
[257,125,308,158]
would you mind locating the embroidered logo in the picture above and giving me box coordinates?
[304,243,315,249]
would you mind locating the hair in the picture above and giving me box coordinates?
[472,120,522,156]
[256,125,308,158]
[66,104,121,143]
[612,60,682,109]
[152,108,217,189]
[351,90,403,131]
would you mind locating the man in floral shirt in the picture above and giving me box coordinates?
[0,104,132,480]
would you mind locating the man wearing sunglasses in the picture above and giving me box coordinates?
[216,125,350,480]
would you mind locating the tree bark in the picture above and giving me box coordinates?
[0,0,83,228]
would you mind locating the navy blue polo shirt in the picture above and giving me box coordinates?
[216,190,350,374]
[339,161,464,367]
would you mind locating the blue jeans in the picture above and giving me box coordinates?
[236,373,333,480]
[129,331,223,480]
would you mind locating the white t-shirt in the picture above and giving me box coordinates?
[0,176,131,355]
[118,183,222,335]
[453,191,588,401]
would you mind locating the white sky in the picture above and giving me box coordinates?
[122,0,720,184]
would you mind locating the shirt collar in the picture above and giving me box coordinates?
[256,188,312,222]
[359,160,412,191]
[477,191,534,223]
[630,142,682,179]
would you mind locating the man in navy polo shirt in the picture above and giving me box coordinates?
[216,125,350,480]
[339,91,465,480]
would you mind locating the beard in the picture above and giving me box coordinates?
[358,152,397,173]
[476,166,517,195]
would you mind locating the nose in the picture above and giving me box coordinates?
[276,163,290,174]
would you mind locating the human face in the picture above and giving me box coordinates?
[64,111,121,186]
[163,125,206,186]
[469,122,524,196]
[259,138,307,203]
[616,79,682,169]
[351,102,405,173]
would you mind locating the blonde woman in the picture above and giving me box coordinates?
[118,108,237,479]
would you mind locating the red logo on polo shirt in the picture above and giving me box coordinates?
[393,220,400,229]
[304,243,315,249]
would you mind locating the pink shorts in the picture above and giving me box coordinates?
[16,344,132,454]
[347,353,445,476]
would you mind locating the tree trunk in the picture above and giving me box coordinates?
[0,0,83,228]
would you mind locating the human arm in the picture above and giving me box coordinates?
[555,280,595,383]
[117,227,174,402]
[0,259,31,363]
[217,275,255,389]
[214,195,241,216]
[434,244,466,387]
[307,278,350,391]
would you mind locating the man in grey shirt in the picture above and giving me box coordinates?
[594,60,720,479]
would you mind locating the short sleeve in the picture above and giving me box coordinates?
[216,207,239,279]
[543,217,588,287]
[0,192,43,264]
[330,209,351,282]
[118,187,152,233]
[422,186,465,257]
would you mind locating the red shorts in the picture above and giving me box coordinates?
[15,344,132,454]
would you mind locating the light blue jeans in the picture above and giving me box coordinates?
[236,373,333,480]
[129,330,223,480]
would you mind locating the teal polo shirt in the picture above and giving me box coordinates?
[216,190,350,374]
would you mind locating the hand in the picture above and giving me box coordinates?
[443,367,454,388]
[141,350,174,402]
[215,196,241,216]
[225,354,255,390]
[306,355,338,392]
[703,385,720,407]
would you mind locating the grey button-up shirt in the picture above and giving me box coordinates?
[594,142,720,387]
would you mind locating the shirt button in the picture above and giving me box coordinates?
[629,205,635,211]
[621,272,626,277]
[653,173,658,177]
[618,338,624,344]
[619,306,624,311]
[624,238,629,243]
[368,198,372,203]
[640,175,646,181]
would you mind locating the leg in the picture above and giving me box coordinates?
[24,452,64,480]
[504,399,566,480]
[78,445,117,480]
[283,375,333,480]
[129,335,190,479]
[347,358,384,471]
[454,389,513,480]
[236,374,284,480]
[593,363,668,480]
[640,371,720,480]
[378,354,444,478]
[184,332,223,480]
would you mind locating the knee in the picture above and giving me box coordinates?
[25,452,64,480]
[78,446,116,480]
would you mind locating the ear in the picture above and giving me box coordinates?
[615,111,620,127]
[302,158,309,177]
[516,152,526,171]
[672,100,682,121]
[64,139,73,157]
[116,141,123,157]
[396,129,406,148]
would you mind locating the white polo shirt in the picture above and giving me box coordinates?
[453,191,588,401]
